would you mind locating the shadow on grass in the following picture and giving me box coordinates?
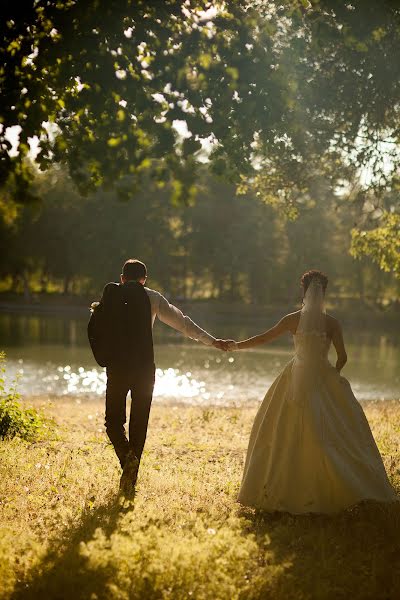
[11,489,400,600]
[238,500,400,600]
[12,492,134,600]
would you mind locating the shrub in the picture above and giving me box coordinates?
[0,351,45,440]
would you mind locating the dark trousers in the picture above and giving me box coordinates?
[105,365,155,468]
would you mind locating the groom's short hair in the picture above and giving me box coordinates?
[122,259,147,281]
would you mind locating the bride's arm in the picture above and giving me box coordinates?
[331,319,348,372]
[233,315,292,350]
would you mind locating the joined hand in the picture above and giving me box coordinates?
[212,339,237,352]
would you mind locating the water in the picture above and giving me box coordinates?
[0,312,399,405]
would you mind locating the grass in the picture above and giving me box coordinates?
[0,396,399,600]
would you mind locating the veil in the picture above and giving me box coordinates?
[297,278,326,336]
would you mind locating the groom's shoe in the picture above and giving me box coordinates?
[119,450,140,497]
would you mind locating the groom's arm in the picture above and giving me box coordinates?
[156,293,217,346]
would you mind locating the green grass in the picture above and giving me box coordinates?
[0,397,399,600]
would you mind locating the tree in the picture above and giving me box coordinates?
[351,212,400,278]
[1,1,399,273]
[1,165,398,304]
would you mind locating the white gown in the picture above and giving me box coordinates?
[238,331,397,514]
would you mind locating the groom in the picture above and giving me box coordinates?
[102,259,228,495]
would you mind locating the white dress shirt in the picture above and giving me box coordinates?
[145,287,215,346]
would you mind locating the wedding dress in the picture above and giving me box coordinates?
[238,282,397,514]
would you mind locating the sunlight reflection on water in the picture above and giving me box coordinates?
[55,366,214,401]
[9,360,234,405]
[3,333,400,404]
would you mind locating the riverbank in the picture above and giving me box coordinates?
[0,397,399,599]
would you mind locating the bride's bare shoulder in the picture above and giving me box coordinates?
[281,310,301,322]
[281,310,301,333]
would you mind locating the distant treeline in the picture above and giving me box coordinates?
[0,169,398,306]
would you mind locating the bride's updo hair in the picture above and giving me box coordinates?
[300,270,328,296]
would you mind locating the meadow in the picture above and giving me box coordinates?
[0,396,399,600]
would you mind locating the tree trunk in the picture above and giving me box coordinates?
[40,273,48,294]
[23,272,31,302]
[63,275,71,295]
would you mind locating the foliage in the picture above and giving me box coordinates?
[0,400,399,599]
[351,212,400,278]
[1,0,400,213]
[0,168,398,303]
[0,351,45,440]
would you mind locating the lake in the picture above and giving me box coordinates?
[0,311,399,405]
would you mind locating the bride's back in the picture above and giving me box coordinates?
[283,310,344,368]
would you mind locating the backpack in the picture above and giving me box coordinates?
[87,281,154,369]
[87,283,118,368]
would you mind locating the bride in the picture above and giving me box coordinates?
[227,270,397,514]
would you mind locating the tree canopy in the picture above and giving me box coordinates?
[1,0,400,272]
